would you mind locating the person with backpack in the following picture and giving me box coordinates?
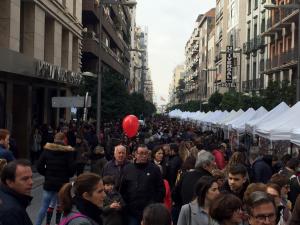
[58,173,105,225]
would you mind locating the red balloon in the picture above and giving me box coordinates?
[122,115,139,138]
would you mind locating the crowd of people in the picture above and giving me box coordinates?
[0,116,300,225]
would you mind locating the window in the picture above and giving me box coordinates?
[246,63,250,81]
[248,0,251,15]
[254,18,258,38]
[261,12,266,33]
[247,24,251,42]
[254,0,258,9]
[253,60,257,80]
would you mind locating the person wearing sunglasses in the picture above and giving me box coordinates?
[246,191,277,225]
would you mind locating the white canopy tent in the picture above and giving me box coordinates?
[291,128,300,146]
[213,110,235,126]
[218,109,244,128]
[256,102,300,140]
[246,102,289,134]
[206,110,229,125]
[224,108,255,131]
[232,107,268,134]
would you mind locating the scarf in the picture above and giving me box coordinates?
[74,196,103,225]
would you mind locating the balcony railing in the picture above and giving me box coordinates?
[280,48,298,65]
[83,31,99,42]
[242,78,264,92]
[262,48,298,72]
[215,53,222,63]
[243,41,251,54]
[243,36,265,54]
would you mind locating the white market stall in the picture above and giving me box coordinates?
[245,102,289,135]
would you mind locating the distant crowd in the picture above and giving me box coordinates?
[0,116,300,225]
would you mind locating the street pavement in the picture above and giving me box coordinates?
[28,168,86,225]
[27,173,49,225]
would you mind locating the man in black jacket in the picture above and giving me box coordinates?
[36,132,75,225]
[0,159,33,225]
[221,163,249,200]
[120,144,165,225]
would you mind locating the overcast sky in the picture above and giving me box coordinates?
[136,1,216,106]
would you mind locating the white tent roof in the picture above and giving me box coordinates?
[213,110,235,125]
[218,109,244,128]
[256,102,300,140]
[208,110,229,124]
[246,102,289,134]
[201,110,223,123]
[226,108,256,132]
[291,128,300,146]
[232,107,268,133]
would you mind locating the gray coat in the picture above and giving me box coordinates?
[177,200,217,225]
[63,209,98,225]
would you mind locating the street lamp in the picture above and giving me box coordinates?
[81,72,97,122]
[264,2,300,102]
[93,0,137,141]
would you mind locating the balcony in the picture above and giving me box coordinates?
[82,31,100,57]
[281,1,299,23]
[279,48,298,66]
[82,0,100,22]
[216,10,223,21]
[243,41,251,54]
[214,53,222,63]
[242,78,264,92]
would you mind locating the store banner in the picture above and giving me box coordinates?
[226,46,233,83]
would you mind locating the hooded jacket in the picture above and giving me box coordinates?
[36,142,76,192]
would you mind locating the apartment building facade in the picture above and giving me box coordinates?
[82,0,132,89]
[198,8,215,101]
[261,0,298,87]
[169,64,185,106]
[130,26,144,93]
[207,29,217,98]
[214,0,229,93]
[242,0,268,93]
[0,0,82,157]
[184,15,202,102]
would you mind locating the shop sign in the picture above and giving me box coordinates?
[226,46,233,83]
[36,61,82,85]
[218,82,237,88]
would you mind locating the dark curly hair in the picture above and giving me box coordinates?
[210,193,242,223]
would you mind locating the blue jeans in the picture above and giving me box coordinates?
[35,190,59,225]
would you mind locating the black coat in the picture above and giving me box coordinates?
[166,154,182,188]
[173,167,211,205]
[36,142,76,192]
[120,161,165,220]
[251,157,273,183]
[221,179,249,201]
[0,185,33,225]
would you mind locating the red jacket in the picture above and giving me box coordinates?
[163,179,172,211]
[212,149,226,170]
